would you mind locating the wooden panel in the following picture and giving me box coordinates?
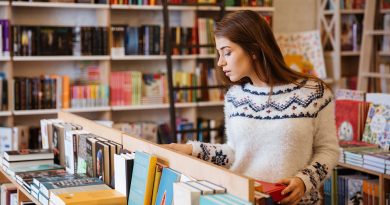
[122,134,254,202]
[58,111,122,144]
[0,169,41,205]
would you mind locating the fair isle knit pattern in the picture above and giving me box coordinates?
[188,79,340,205]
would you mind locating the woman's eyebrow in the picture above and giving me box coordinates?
[217,46,231,51]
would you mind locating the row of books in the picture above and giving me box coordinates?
[14,74,110,110]
[225,0,272,7]
[341,14,363,51]
[0,19,10,57]
[0,183,35,205]
[335,91,390,150]
[3,119,264,205]
[111,18,216,57]
[340,0,365,10]
[13,26,108,56]
[174,65,224,103]
[0,72,8,111]
[175,117,224,144]
[13,0,108,4]
[0,126,41,155]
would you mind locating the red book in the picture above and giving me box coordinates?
[255,180,287,203]
[335,100,369,142]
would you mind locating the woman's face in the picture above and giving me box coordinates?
[215,37,256,82]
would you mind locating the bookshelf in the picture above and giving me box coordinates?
[11,1,110,9]
[318,0,365,90]
[337,163,389,205]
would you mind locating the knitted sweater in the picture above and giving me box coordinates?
[188,79,340,204]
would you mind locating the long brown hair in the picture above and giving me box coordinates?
[214,10,325,90]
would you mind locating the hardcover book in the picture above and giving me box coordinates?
[155,167,181,205]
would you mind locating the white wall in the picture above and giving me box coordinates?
[273,0,318,33]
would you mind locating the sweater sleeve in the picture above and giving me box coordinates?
[295,96,340,194]
[186,92,235,169]
[187,141,235,169]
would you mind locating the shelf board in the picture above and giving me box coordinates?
[11,1,109,8]
[176,102,197,108]
[341,51,360,56]
[323,78,334,84]
[225,6,274,12]
[197,101,224,107]
[323,10,334,15]
[112,104,169,111]
[111,55,166,60]
[0,111,12,117]
[62,106,111,113]
[381,9,390,14]
[13,109,59,116]
[340,9,365,14]
[0,1,9,6]
[378,51,390,56]
[13,55,110,61]
[338,162,382,176]
[0,169,42,205]
[384,174,390,180]
[0,56,10,61]
[111,4,162,10]
[172,54,216,60]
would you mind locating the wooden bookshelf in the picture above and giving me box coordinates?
[338,162,383,176]
[111,104,169,111]
[13,109,59,116]
[197,101,224,107]
[340,9,365,14]
[0,111,12,116]
[12,56,110,61]
[0,1,9,6]
[55,111,255,202]
[11,1,109,9]
[110,55,166,61]
[0,168,42,205]
[340,51,360,56]
[62,106,111,113]
[0,56,10,61]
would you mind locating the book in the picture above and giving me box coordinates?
[173,182,202,205]
[128,151,157,205]
[2,159,54,169]
[95,141,110,185]
[254,180,287,203]
[40,177,104,198]
[4,149,54,162]
[275,30,327,79]
[0,127,12,154]
[7,164,64,178]
[155,167,181,205]
[49,189,126,205]
[114,152,134,200]
[362,103,390,150]
[336,100,369,142]
[151,163,164,205]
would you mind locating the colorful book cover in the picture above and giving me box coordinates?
[155,167,181,205]
[275,30,327,79]
[7,164,64,177]
[336,100,368,141]
[50,189,126,205]
[128,151,157,205]
[335,89,365,101]
[362,103,390,150]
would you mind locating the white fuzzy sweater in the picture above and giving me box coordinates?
[188,79,340,204]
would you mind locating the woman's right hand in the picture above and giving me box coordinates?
[163,143,193,155]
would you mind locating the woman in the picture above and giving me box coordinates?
[167,10,339,205]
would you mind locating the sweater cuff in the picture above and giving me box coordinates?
[295,172,314,195]
[186,140,203,157]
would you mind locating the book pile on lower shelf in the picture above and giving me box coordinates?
[0,116,280,205]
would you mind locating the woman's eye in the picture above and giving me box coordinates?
[224,52,231,56]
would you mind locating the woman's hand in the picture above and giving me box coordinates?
[277,177,306,205]
[162,143,193,155]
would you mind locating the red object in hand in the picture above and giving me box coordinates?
[255,180,287,203]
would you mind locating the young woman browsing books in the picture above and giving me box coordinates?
[166,10,340,205]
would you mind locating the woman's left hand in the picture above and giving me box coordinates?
[277,177,306,205]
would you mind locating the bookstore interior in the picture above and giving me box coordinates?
[0,0,390,204]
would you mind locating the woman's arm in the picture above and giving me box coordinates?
[187,140,235,168]
[295,98,340,194]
